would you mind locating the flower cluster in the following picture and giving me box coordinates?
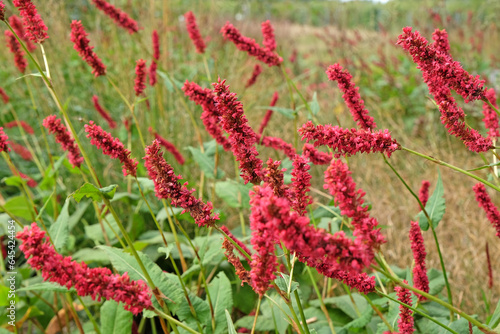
[4,120,34,135]
[262,158,290,199]
[70,20,106,77]
[409,221,429,301]
[473,183,500,238]
[222,237,251,286]
[299,121,401,158]
[258,91,279,134]
[12,0,48,43]
[11,142,32,161]
[482,88,500,139]
[90,0,139,34]
[92,95,116,129]
[148,128,185,165]
[326,63,377,130]
[220,226,251,258]
[85,121,138,176]
[9,15,36,51]
[149,30,159,86]
[0,127,10,153]
[144,140,219,227]
[261,20,276,52]
[0,2,4,21]
[43,115,83,168]
[5,30,27,73]
[418,180,431,208]
[184,11,206,54]
[431,29,450,54]
[245,64,262,88]
[396,282,415,334]
[302,143,332,165]
[290,155,312,216]
[257,134,296,160]
[17,223,152,315]
[213,78,263,184]
[134,59,147,96]
[0,87,8,104]
[221,22,282,67]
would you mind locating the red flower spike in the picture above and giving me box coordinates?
[4,120,34,134]
[213,78,263,184]
[326,63,377,130]
[432,29,450,54]
[5,30,27,73]
[12,0,48,43]
[257,134,296,160]
[222,237,251,286]
[396,282,415,334]
[418,180,430,208]
[258,91,279,134]
[92,95,116,129]
[302,143,332,165]
[43,115,83,168]
[0,2,5,21]
[220,226,251,258]
[85,121,138,177]
[482,88,500,139]
[221,22,282,67]
[9,15,36,51]
[144,140,219,227]
[19,171,37,187]
[300,121,401,158]
[290,155,312,216]
[261,20,276,52]
[262,158,290,199]
[134,59,147,97]
[245,64,263,88]
[409,221,429,301]
[473,183,500,238]
[148,128,185,165]
[149,30,160,87]
[0,127,10,152]
[70,20,106,77]
[11,142,32,161]
[17,223,152,315]
[184,11,206,54]
[152,30,160,60]
[0,87,8,104]
[149,60,158,87]
[90,0,139,34]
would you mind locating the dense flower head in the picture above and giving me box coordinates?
[0,87,8,104]
[326,63,377,130]
[92,95,116,129]
[245,64,263,88]
[4,120,34,134]
[5,30,27,73]
[409,221,429,301]
[482,88,500,139]
[432,29,450,54]
[0,2,4,21]
[0,127,10,152]
[134,59,147,96]
[257,134,296,160]
[396,282,415,334]
[144,140,219,227]
[316,266,375,294]
[302,143,332,165]
[151,30,160,60]
[9,15,36,51]
[149,60,158,86]
[213,78,263,184]
[70,20,106,77]
[184,11,206,54]
[90,0,139,34]
[182,81,232,151]
[258,91,279,134]
[148,127,185,165]
[418,180,431,208]
[290,155,312,216]
[299,121,401,158]
[261,20,276,52]
[262,158,290,199]
[12,0,48,43]
[11,142,32,161]
[43,115,83,168]
[85,121,138,176]
[17,223,152,315]
[222,237,251,286]
[473,183,500,238]
[221,22,283,67]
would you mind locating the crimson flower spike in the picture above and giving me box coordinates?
[299,121,401,158]
[409,221,429,301]
[326,63,377,130]
[0,2,4,21]
[258,91,279,134]
[4,120,35,134]
[184,11,206,54]
[70,20,106,77]
[17,223,152,315]
[0,127,10,153]
[148,127,185,165]
[0,87,8,104]
[261,20,276,52]
[213,78,264,184]
[92,95,116,129]
[221,234,251,286]
[482,88,500,139]
[473,183,500,238]
[90,0,139,34]
[418,180,431,208]
[220,22,283,67]
[396,282,415,334]
[290,155,312,216]
[12,0,48,43]
[262,158,290,199]
[245,64,262,88]
[432,29,450,54]
[149,30,160,86]
[134,59,147,96]
[11,142,32,161]
[257,134,296,160]
[5,30,27,73]
[43,115,84,168]
[144,140,219,227]
[9,15,36,51]
[302,143,332,165]
[85,121,138,177]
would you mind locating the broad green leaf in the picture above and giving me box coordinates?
[136,177,155,194]
[158,245,174,259]
[444,318,481,334]
[215,180,251,209]
[72,182,117,202]
[2,196,32,220]
[49,198,70,251]
[72,248,111,264]
[39,155,66,190]
[17,282,76,293]
[416,171,445,231]
[310,92,320,116]
[68,200,91,230]
[2,176,23,187]
[428,268,446,295]
[100,300,133,334]
[207,272,233,334]
[187,146,225,179]
[225,310,238,334]
[313,294,369,319]
[488,299,500,328]
[343,306,373,330]
[235,316,276,331]
[85,214,121,243]
[275,273,299,296]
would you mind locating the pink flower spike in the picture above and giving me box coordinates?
[482,88,500,139]
[144,140,219,227]
[418,180,431,208]
[149,60,158,87]
[4,120,34,134]
[184,11,206,54]
[409,221,429,301]
[43,115,83,168]
[148,128,185,165]
[90,0,139,34]
[326,63,377,130]
[152,30,160,60]
[245,64,263,88]
[473,183,500,238]
[9,15,37,51]
[134,59,147,97]
[258,91,279,134]
[262,158,290,199]
[0,127,10,152]
[11,142,32,161]
[396,282,415,334]
[92,95,116,129]
[299,121,401,158]
[290,155,312,216]
[213,78,263,184]
[302,144,332,165]
[261,20,276,52]
[221,22,282,67]
[5,30,27,73]
[17,223,152,315]
[12,0,48,43]
[0,87,9,104]
[222,237,251,286]
[0,2,5,21]
[257,134,296,160]
[85,121,138,177]
[220,226,252,259]
[70,20,106,77]
[19,171,37,187]
[432,29,450,55]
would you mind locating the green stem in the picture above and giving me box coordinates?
[154,309,201,334]
[75,295,101,334]
[306,267,336,334]
[251,297,262,334]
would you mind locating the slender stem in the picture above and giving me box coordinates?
[154,309,201,334]
[75,295,101,334]
[250,296,262,334]
[305,267,336,334]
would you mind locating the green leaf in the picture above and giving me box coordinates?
[49,198,70,251]
[314,294,369,319]
[136,177,155,194]
[207,272,233,334]
[2,196,32,220]
[158,245,174,259]
[17,282,76,293]
[225,310,238,334]
[343,305,373,330]
[100,300,133,334]
[488,299,500,328]
[215,180,251,208]
[68,200,91,230]
[416,171,445,231]
[85,214,121,243]
[2,176,24,187]
[72,183,117,202]
[187,146,225,179]
[310,92,320,116]
[428,268,446,295]
[274,273,299,296]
